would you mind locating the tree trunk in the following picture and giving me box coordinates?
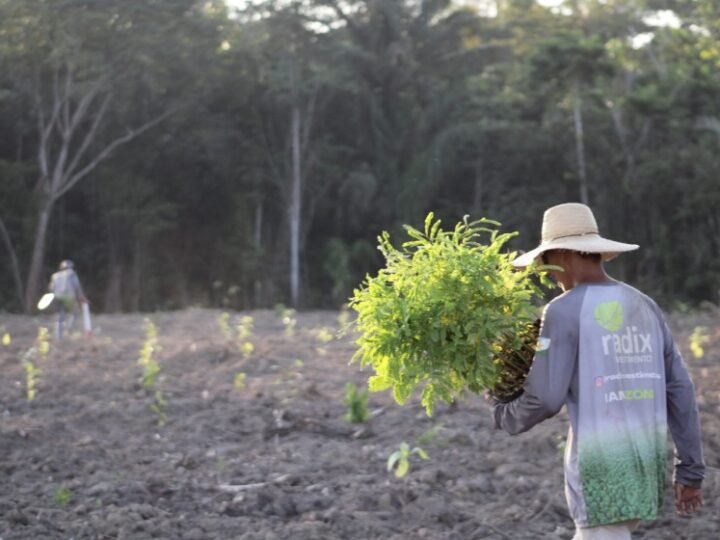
[572,83,589,205]
[473,157,484,216]
[0,215,25,310]
[254,198,263,249]
[24,199,53,313]
[289,104,302,307]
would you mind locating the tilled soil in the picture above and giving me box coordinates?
[0,308,718,540]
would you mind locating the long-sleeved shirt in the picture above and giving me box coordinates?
[49,268,85,303]
[493,280,704,528]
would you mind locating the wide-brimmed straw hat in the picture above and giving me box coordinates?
[511,203,639,268]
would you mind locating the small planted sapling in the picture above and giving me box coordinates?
[21,327,51,401]
[234,372,246,390]
[23,361,41,402]
[137,319,166,425]
[150,390,167,426]
[236,316,255,357]
[240,341,254,359]
[2,328,10,346]
[387,442,429,478]
[217,312,232,341]
[53,486,73,507]
[237,316,253,341]
[689,326,710,359]
[138,319,161,388]
[219,313,255,357]
[36,327,50,357]
[344,382,370,423]
[313,326,334,344]
[281,308,297,337]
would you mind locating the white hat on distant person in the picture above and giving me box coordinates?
[511,203,639,268]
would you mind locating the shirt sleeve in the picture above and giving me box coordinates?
[493,300,578,435]
[658,311,705,487]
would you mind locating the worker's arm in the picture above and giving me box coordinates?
[657,310,705,489]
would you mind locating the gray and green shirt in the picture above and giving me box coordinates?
[494,281,704,528]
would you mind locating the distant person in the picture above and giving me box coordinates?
[490,203,704,539]
[48,260,89,340]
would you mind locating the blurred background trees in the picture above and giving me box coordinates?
[0,0,718,312]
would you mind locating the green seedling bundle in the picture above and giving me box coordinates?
[351,213,550,415]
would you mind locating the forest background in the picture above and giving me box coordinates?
[1,0,719,314]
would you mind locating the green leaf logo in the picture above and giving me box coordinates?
[594,301,624,332]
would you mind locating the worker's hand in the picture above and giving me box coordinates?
[483,391,500,407]
[674,483,703,516]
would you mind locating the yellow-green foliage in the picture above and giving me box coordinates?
[234,372,246,390]
[350,213,550,415]
[689,326,710,359]
[138,319,161,388]
[218,312,232,340]
[387,442,429,478]
[2,331,10,346]
[23,361,41,401]
[344,382,370,423]
[150,390,167,426]
[36,327,50,357]
[240,341,254,358]
[237,316,253,340]
[313,326,335,344]
[281,308,297,336]
[20,327,50,401]
[219,313,255,356]
[53,487,73,506]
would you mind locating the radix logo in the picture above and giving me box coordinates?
[594,301,624,332]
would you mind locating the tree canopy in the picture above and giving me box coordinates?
[0,0,718,312]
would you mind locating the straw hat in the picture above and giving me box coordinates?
[511,203,638,268]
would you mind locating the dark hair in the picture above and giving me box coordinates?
[578,252,602,263]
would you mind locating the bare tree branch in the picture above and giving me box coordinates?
[61,65,72,138]
[56,106,177,200]
[57,92,112,195]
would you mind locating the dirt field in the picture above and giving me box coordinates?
[0,307,718,539]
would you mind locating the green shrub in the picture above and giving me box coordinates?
[350,213,550,415]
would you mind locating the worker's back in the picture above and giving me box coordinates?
[50,268,77,300]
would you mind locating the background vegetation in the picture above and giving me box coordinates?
[1,0,718,312]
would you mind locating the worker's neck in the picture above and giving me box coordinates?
[567,264,611,290]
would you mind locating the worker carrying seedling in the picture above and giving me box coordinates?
[47,259,90,340]
[491,203,704,540]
